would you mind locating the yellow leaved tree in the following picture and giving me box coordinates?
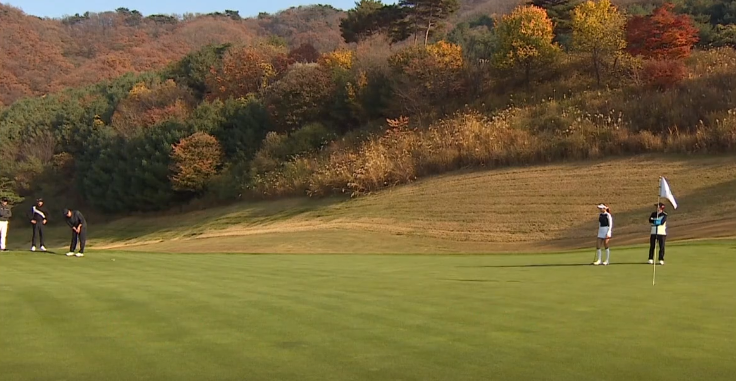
[571,0,627,85]
[492,5,560,86]
[388,40,465,114]
[318,49,354,71]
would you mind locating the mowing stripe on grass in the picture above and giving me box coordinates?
[1,244,735,380]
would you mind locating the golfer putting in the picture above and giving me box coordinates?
[64,209,87,257]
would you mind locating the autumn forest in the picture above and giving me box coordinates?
[1,0,735,215]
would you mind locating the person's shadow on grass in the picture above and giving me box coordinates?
[5,250,60,255]
[457,262,648,268]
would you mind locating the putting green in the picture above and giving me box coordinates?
[1,242,735,380]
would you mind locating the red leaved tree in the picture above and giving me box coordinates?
[626,3,699,60]
[626,3,698,88]
[288,43,320,63]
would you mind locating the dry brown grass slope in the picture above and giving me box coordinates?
[84,155,736,254]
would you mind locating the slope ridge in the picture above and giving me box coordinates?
[86,155,736,253]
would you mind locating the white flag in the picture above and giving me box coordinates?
[659,177,678,209]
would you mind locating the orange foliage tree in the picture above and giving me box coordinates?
[205,44,292,100]
[170,132,224,193]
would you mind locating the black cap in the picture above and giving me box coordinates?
[655,202,666,208]
[62,209,71,216]
[1,197,8,202]
[36,198,44,202]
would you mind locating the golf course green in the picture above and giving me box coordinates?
[2,241,735,381]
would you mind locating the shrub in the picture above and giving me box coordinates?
[251,123,335,174]
[642,59,688,89]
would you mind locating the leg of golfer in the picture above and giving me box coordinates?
[67,231,78,256]
[78,228,86,256]
[657,235,666,262]
[0,221,7,251]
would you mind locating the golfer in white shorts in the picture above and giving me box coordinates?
[593,204,613,265]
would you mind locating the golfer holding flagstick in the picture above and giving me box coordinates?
[593,204,613,265]
[652,177,677,285]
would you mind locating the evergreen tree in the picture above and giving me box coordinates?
[529,0,583,47]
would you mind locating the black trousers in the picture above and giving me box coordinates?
[70,229,87,253]
[32,224,45,247]
[649,234,666,261]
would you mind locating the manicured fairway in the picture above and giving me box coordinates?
[1,243,735,381]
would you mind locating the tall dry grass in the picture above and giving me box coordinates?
[247,105,736,198]
[244,48,736,199]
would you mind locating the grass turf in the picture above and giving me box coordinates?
[1,242,735,380]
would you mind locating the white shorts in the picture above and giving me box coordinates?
[598,227,611,239]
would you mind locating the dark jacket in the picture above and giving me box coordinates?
[0,204,11,222]
[28,205,49,223]
[66,210,87,231]
[649,212,668,235]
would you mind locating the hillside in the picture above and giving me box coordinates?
[0,0,521,106]
[0,0,663,106]
[0,3,346,106]
[9,156,731,254]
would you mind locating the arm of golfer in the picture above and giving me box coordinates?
[649,212,658,224]
[607,214,613,237]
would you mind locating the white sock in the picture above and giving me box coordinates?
[596,249,601,261]
[605,248,610,262]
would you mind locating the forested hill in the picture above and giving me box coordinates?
[2,0,730,106]
[0,0,522,107]
[0,3,347,106]
[1,0,736,219]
